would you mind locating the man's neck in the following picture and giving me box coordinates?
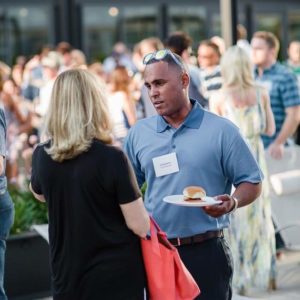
[164,100,193,129]
[257,59,276,76]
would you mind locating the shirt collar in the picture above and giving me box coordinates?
[255,62,277,76]
[156,99,204,133]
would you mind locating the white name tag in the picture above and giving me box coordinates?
[152,152,179,177]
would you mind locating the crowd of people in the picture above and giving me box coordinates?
[0,25,300,300]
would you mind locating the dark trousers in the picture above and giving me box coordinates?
[177,237,233,300]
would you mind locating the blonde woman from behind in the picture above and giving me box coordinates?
[210,46,276,296]
[30,69,149,300]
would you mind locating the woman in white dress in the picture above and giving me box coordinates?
[210,46,277,296]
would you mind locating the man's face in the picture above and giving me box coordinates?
[251,37,273,66]
[144,61,188,117]
[288,42,300,64]
[197,45,220,68]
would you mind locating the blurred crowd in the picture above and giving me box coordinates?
[0,26,299,188]
[0,23,300,297]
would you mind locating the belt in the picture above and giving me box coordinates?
[168,230,224,247]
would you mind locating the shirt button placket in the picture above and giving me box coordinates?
[171,133,176,150]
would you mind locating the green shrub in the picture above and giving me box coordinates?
[9,185,48,235]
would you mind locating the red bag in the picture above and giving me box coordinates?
[141,217,200,300]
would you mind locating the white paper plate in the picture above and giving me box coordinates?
[163,195,222,207]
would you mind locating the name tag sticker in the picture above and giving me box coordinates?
[152,152,179,177]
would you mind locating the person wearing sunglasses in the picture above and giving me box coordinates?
[124,49,263,300]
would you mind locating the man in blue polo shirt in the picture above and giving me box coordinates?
[251,31,300,159]
[124,49,263,300]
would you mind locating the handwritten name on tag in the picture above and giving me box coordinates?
[152,152,179,177]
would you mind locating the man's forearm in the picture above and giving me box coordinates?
[274,106,300,145]
[232,182,262,208]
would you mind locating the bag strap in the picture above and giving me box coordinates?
[149,216,175,252]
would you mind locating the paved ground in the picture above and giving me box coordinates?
[233,250,300,300]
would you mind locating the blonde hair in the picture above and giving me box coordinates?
[44,69,112,162]
[221,46,255,94]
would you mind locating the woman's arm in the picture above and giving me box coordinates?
[209,91,224,116]
[121,92,137,126]
[29,182,46,202]
[261,89,276,136]
[120,197,150,238]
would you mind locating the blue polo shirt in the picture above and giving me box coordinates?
[254,63,300,148]
[124,100,263,238]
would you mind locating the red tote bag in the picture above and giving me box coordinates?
[141,217,200,300]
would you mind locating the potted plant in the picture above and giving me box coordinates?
[5,185,51,300]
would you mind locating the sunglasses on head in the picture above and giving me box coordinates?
[143,49,182,67]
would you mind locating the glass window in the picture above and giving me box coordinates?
[83,5,158,62]
[122,6,157,48]
[83,5,118,62]
[169,6,206,50]
[211,13,221,38]
[288,10,300,41]
[0,5,50,64]
[255,13,282,37]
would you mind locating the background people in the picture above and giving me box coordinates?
[107,66,137,145]
[132,37,164,118]
[210,46,277,295]
[30,69,149,300]
[197,40,223,106]
[165,31,206,107]
[0,104,14,300]
[251,31,300,159]
[124,50,263,300]
[0,79,32,184]
[285,40,300,84]
[284,40,300,145]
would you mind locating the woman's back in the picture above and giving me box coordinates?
[31,139,145,299]
[222,87,266,147]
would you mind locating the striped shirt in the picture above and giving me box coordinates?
[254,63,300,148]
[199,65,222,102]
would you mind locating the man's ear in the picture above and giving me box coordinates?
[270,47,278,60]
[181,72,190,88]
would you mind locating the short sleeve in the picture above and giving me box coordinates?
[222,126,264,186]
[30,145,43,195]
[123,129,145,188]
[279,73,300,108]
[113,150,142,204]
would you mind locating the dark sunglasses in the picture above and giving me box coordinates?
[143,49,182,67]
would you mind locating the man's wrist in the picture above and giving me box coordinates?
[228,196,238,214]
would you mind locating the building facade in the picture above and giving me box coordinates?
[1,0,300,64]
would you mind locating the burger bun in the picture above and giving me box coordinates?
[183,186,206,201]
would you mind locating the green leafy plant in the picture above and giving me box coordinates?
[8,185,48,235]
